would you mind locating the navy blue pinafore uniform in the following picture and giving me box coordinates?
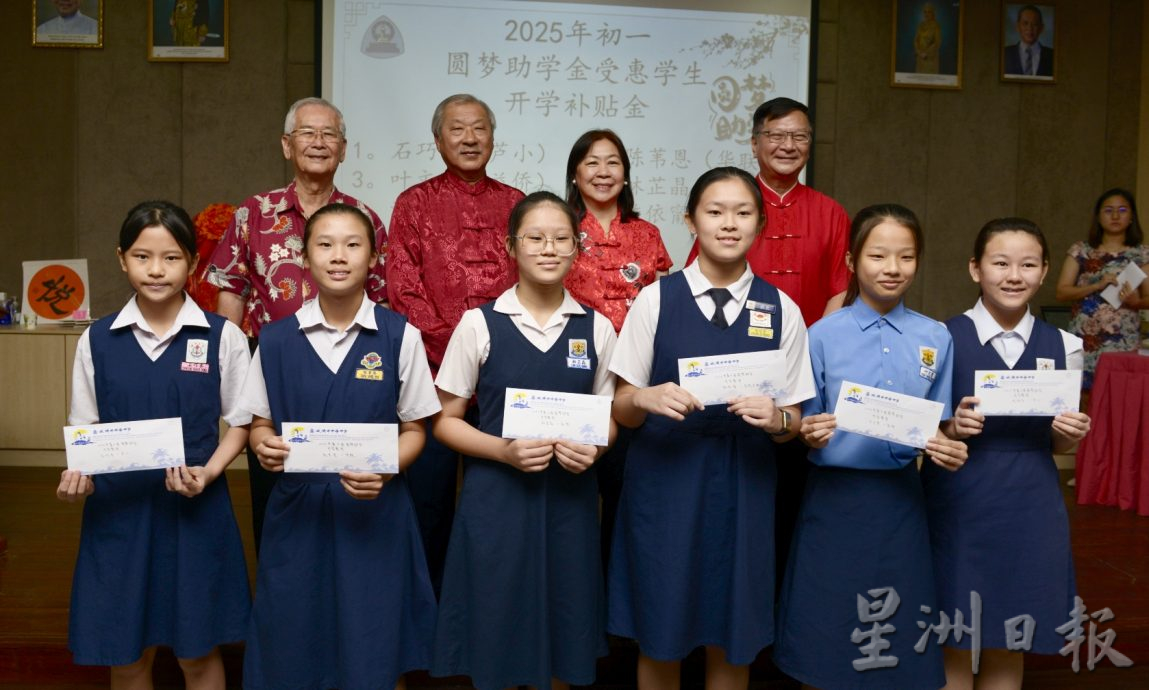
[243,305,436,690]
[607,272,781,664]
[432,301,606,690]
[69,312,249,666]
[922,314,1076,653]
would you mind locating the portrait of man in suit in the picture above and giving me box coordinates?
[1003,4,1055,80]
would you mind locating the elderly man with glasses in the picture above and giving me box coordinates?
[206,96,388,552]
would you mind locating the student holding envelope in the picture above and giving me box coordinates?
[430,191,617,690]
[240,203,439,690]
[607,167,813,690]
[56,201,251,689]
[924,218,1091,690]
[772,203,967,690]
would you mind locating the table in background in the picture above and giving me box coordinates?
[1076,352,1149,515]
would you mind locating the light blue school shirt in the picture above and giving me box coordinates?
[804,300,953,469]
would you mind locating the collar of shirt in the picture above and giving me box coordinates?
[111,293,209,336]
[682,261,754,306]
[296,293,377,338]
[849,298,907,334]
[442,170,493,196]
[493,284,586,333]
[966,298,1033,347]
[757,176,806,207]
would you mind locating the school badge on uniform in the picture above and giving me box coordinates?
[919,346,938,382]
[567,338,591,370]
[748,327,774,339]
[355,352,384,380]
[1036,358,1055,371]
[180,339,210,373]
[749,310,772,328]
[746,299,776,313]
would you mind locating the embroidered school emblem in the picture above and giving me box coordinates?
[356,352,384,380]
[919,346,937,368]
[1036,358,1055,371]
[568,339,588,359]
[186,339,208,364]
[749,310,772,328]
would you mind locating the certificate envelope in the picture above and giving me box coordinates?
[832,381,943,449]
[974,370,1082,416]
[63,417,185,475]
[281,422,399,473]
[677,350,788,405]
[502,388,611,446]
[1100,262,1147,308]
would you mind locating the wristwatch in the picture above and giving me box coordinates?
[771,408,792,436]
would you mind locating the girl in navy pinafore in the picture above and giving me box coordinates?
[922,218,1090,689]
[58,201,251,686]
[608,168,814,689]
[241,204,439,690]
[431,192,618,690]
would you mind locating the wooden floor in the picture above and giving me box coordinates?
[2,466,1147,689]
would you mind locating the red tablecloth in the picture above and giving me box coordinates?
[1076,352,1149,515]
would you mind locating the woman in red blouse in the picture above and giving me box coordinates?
[564,130,673,333]
[564,129,672,569]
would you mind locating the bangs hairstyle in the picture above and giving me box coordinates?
[118,201,198,259]
[302,203,377,255]
[973,217,1050,264]
[1088,187,1143,247]
[685,167,765,222]
[507,191,579,240]
[565,129,638,223]
[843,204,923,306]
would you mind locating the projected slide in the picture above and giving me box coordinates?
[325,0,810,263]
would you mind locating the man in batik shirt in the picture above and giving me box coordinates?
[207,96,387,552]
[386,93,524,594]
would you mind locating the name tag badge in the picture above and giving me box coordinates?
[919,366,936,382]
[746,300,776,313]
[355,369,384,380]
[180,362,210,374]
[567,357,592,370]
[747,326,774,339]
[749,310,772,328]
[185,339,209,364]
[1036,358,1055,371]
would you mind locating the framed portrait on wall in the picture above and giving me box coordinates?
[33,0,103,48]
[1001,3,1056,83]
[147,0,228,62]
[891,0,963,89]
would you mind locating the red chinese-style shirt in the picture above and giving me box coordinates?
[205,182,388,337]
[565,212,673,332]
[686,180,849,326]
[385,172,524,369]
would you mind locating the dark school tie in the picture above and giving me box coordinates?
[707,287,733,329]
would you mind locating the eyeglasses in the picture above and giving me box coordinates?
[1102,206,1130,215]
[289,128,344,143]
[514,234,578,256]
[755,129,812,145]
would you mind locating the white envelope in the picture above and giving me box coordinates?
[973,370,1082,416]
[502,388,611,446]
[1100,262,1148,308]
[677,350,788,405]
[63,417,185,475]
[832,381,944,449]
[281,422,399,473]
